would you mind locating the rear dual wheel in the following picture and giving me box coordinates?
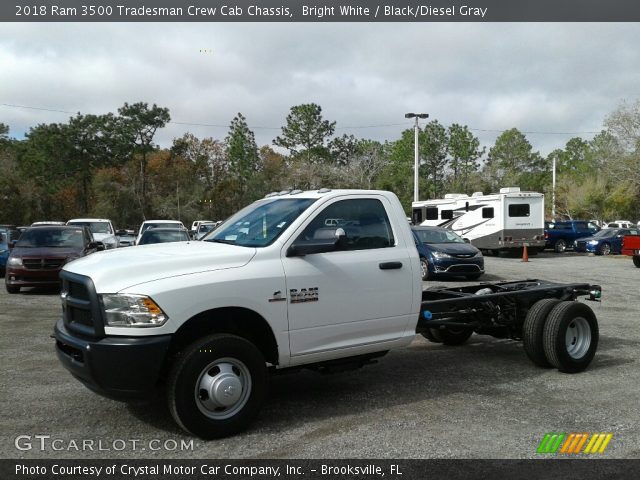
[523,299,598,373]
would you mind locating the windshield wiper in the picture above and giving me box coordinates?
[206,238,236,245]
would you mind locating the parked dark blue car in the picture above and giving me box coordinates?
[574,228,640,255]
[412,226,484,281]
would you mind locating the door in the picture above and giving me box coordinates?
[281,196,414,358]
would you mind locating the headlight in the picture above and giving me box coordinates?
[100,294,168,327]
[431,251,452,259]
[7,256,23,267]
[589,240,599,245]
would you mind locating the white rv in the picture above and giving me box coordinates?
[411,187,545,253]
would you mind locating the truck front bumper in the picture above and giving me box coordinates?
[54,319,172,401]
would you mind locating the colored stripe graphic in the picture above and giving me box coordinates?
[537,433,565,454]
[538,433,613,455]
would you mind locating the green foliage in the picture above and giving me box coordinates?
[273,103,336,163]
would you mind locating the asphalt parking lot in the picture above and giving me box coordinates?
[1,251,639,459]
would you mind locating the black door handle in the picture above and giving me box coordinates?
[379,261,402,270]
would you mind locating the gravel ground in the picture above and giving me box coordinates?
[1,251,639,459]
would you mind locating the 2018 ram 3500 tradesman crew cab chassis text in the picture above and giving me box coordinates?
[54,190,602,438]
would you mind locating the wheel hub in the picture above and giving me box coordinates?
[565,316,591,359]
[195,358,251,419]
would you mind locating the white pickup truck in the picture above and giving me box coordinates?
[54,189,602,439]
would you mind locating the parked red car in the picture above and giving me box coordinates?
[622,235,640,268]
[5,225,102,293]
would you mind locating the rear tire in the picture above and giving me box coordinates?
[543,301,598,373]
[633,256,640,268]
[167,334,267,439]
[432,326,473,346]
[522,298,561,367]
[5,284,20,294]
[420,329,443,343]
[554,239,567,253]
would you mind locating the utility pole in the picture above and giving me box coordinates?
[405,112,429,202]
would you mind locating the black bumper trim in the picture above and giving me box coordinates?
[54,319,172,401]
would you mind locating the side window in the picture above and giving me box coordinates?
[425,207,438,220]
[412,207,423,225]
[299,198,395,251]
[441,210,453,220]
[508,204,530,217]
[482,207,494,219]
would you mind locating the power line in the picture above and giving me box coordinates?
[0,102,601,136]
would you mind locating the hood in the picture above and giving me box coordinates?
[92,233,117,244]
[63,240,256,292]
[425,242,480,256]
[10,246,83,259]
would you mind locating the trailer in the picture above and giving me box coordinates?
[418,280,601,373]
[412,187,546,253]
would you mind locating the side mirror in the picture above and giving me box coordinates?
[8,240,17,250]
[89,241,105,251]
[286,228,346,257]
[463,238,471,244]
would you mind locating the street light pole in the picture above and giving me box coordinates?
[552,156,556,220]
[405,112,429,202]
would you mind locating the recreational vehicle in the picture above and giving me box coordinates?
[411,187,545,253]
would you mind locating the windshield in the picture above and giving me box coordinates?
[592,229,616,238]
[414,228,465,244]
[139,230,189,245]
[16,228,85,248]
[141,222,183,234]
[205,198,317,247]
[69,221,112,234]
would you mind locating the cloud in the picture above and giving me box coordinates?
[1,22,638,155]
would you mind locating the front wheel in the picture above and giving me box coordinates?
[598,242,611,255]
[554,239,567,253]
[633,256,640,268]
[420,258,429,281]
[5,284,20,294]
[543,301,598,373]
[167,334,267,439]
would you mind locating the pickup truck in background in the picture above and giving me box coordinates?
[622,235,640,268]
[544,220,600,253]
[53,189,602,439]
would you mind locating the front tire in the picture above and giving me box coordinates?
[554,239,567,253]
[167,334,267,439]
[420,258,429,281]
[5,284,20,294]
[633,256,640,268]
[598,242,611,255]
[522,298,561,367]
[543,301,598,373]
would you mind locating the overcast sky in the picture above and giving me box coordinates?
[1,22,639,156]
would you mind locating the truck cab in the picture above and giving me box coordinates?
[54,189,421,438]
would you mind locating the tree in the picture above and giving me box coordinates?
[273,103,336,163]
[420,120,449,199]
[604,99,640,152]
[485,128,546,191]
[447,124,484,192]
[225,113,259,182]
[118,102,171,219]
